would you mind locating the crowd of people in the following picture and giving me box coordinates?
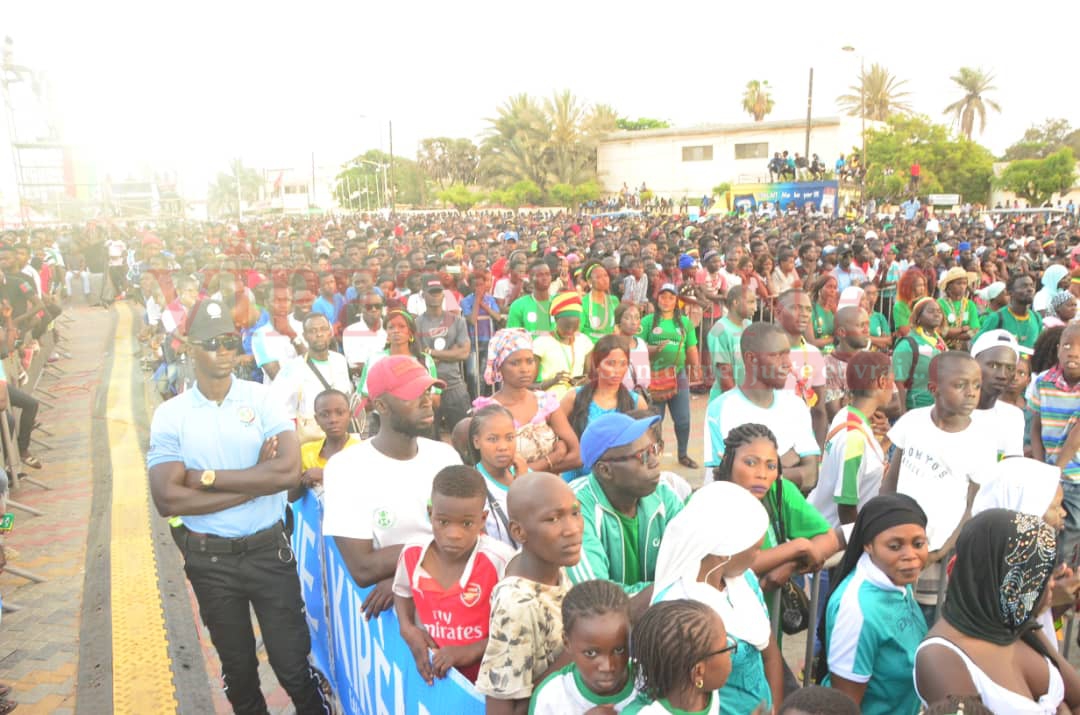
[65,198,1080,714]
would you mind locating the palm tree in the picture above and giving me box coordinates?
[943,67,1001,139]
[837,63,912,121]
[742,80,774,122]
[479,93,551,190]
[207,159,262,218]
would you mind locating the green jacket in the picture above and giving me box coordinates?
[567,473,685,594]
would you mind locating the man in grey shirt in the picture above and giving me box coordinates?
[414,275,471,438]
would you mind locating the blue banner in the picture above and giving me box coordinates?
[731,180,840,217]
[290,492,485,715]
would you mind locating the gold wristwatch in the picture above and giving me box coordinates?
[200,469,217,489]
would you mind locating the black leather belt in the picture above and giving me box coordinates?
[172,521,285,554]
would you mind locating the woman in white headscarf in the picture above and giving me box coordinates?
[1034,263,1070,315]
[972,457,1071,651]
[652,481,782,715]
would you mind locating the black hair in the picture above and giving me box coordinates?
[631,599,718,702]
[568,335,637,438]
[713,423,781,484]
[922,695,995,715]
[1006,271,1034,292]
[614,301,640,325]
[1032,324,1065,374]
[302,311,331,331]
[777,685,859,715]
[383,309,426,363]
[431,465,487,501]
[927,350,978,385]
[561,580,630,638]
[739,320,786,360]
[467,404,516,466]
[313,388,350,411]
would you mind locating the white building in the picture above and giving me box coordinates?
[597,116,871,200]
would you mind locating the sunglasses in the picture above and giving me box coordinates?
[606,440,663,466]
[363,303,384,310]
[195,334,241,352]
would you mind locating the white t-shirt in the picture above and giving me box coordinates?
[973,400,1025,461]
[106,239,126,266]
[703,388,820,478]
[887,407,997,551]
[322,438,462,548]
[809,407,885,528]
[341,321,387,367]
[530,663,637,714]
[268,351,352,420]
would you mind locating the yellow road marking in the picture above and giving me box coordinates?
[108,302,178,712]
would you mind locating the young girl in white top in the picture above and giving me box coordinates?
[530,580,637,714]
[467,404,526,549]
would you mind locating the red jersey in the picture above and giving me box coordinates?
[392,535,514,682]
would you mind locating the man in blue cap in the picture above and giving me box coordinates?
[567,412,685,619]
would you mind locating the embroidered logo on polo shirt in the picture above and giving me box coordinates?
[236,406,255,424]
[374,508,395,529]
[207,302,223,319]
[460,582,482,607]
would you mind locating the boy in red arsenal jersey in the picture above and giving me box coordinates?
[393,466,514,683]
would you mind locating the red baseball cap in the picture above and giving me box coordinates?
[366,355,445,400]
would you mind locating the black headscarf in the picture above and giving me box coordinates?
[833,494,929,589]
[943,508,1056,646]
[815,494,928,684]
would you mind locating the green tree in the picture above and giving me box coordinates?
[207,159,262,218]
[416,137,480,190]
[943,67,1001,139]
[480,91,618,190]
[616,117,671,131]
[1003,119,1080,161]
[334,149,423,209]
[436,183,486,213]
[837,63,912,121]
[713,182,732,211]
[997,148,1077,207]
[863,114,995,203]
[550,180,600,211]
[489,180,543,211]
[741,80,774,122]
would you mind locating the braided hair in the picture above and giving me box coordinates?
[712,423,782,484]
[632,599,719,702]
[567,335,637,438]
[467,404,516,467]
[561,580,630,639]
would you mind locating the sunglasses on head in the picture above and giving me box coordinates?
[195,334,241,352]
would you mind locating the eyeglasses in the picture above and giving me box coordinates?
[606,440,663,466]
[702,638,739,660]
[363,303,384,310]
[195,334,240,352]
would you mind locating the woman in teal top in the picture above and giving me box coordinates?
[820,494,929,715]
[892,298,945,410]
[861,282,893,352]
[806,274,838,354]
[640,284,700,468]
[560,335,647,481]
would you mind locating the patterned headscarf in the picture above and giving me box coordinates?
[483,328,533,386]
[943,509,1056,645]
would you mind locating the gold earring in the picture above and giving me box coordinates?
[695,678,704,689]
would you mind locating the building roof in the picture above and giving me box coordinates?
[600,116,851,143]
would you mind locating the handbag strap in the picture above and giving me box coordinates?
[306,357,333,391]
[486,490,517,548]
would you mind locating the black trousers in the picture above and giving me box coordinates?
[176,524,330,715]
[8,386,37,455]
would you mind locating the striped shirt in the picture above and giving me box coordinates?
[1028,366,1080,480]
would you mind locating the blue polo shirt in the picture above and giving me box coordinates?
[823,553,927,715]
[147,378,294,537]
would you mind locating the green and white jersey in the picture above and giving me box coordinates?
[530,662,637,714]
[623,692,721,715]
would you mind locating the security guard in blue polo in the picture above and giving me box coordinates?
[147,299,330,714]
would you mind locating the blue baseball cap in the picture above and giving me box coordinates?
[580,413,661,472]
[678,254,696,270]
